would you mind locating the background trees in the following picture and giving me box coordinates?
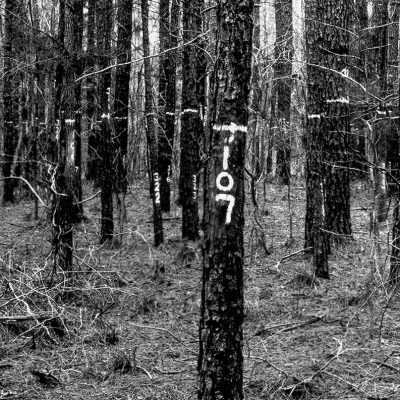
[2,1,400,399]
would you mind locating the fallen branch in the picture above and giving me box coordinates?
[272,247,312,272]
[0,313,54,322]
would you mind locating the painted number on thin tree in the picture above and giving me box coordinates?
[154,172,160,205]
[193,174,197,200]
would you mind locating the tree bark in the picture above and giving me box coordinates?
[2,0,23,204]
[142,0,164,246]
[52,0,83,275]
[305,0,353,277]
[158,0,173,212]
[114,0,134,242]
[97,0,114,244]
[198,1,253,399]
[273,0,293,185]
[180,0,204,241]
[85,0,99,183]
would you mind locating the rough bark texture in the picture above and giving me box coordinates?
[305,0,353,278]
[2,0,24,204]
[248,4,262,179]
[97,0,114,244]
[180,0,204,241]
[52,0,83,274]
[273,0,293,185]
[369,1,389,225]
[142,0,164,246]
[322,2,353,243]
[85,0,99,183]
[158,0,173,212]
[114,0,133,240]
[389,0,400,282]
[198,1,253,399]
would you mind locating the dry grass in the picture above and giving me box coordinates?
[0,179,400,399]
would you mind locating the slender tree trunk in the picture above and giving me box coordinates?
[52,0,83,275]
[198,1,253,399]
[142,0,164,246]
[369,1,389,225]
[273,0,293,185]
[389,0,400,283]
[158,0,172,212]
[97,0,114,244]
[2,0,22,204]
[248,4,262,179]
[85,0,99,183]
[114,0,134,243]
[180,0,203,240]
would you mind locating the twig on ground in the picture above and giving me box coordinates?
[272,247,312,272]
[0,314,53,322]
[136,365,153,379]
[255,314,327,336]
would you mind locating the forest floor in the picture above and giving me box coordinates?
[1,178,400,400]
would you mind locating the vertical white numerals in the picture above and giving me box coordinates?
[214,124,246,224]
[154,172,160,204]
[193,174,197,200]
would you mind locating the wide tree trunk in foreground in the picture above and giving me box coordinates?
[198,1,253,399]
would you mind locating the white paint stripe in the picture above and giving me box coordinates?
[308,114,321,119]
[223,145,230,170]
[166,112,175,116]
[213,123,247,134]
[114,117,128,120]
[65,119,75,125]
[326,97,349,104]
[101,113,110,119]
[182,109,198,114]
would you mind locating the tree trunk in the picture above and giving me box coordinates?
[2,0,22,204]
[305,0,354,278]
[369,1,389,225]
[389,0,400,283]
[273,0,293,185]
[248,4,262,179]
[114,0,134,242]
[158,0,172,212]
[85,0,99,184]
[198,1,253,399]
[142,0,164,246]
[322,2,353,244]
[97,0,114,244]
[52,0,83,275]
[180,0,203,241]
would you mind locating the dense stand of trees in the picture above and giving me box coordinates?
[2,0,400,396]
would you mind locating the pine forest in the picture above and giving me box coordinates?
[1,1,400,399]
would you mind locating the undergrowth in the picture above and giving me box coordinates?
[0,180,400,399]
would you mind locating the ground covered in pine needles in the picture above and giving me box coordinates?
[1,179,400,399]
